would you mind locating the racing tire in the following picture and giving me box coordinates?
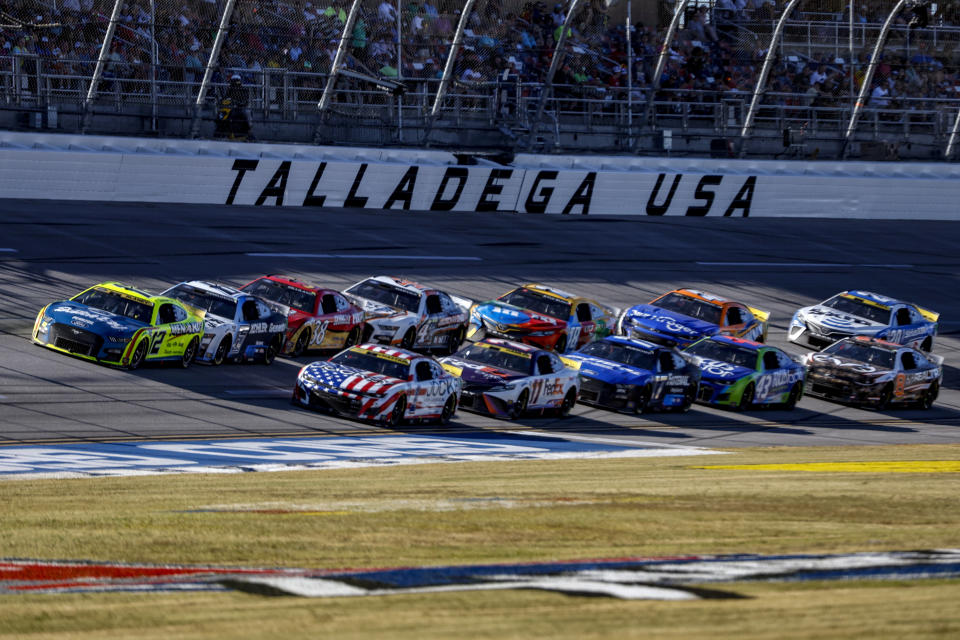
[212,336,231,366]
[921,337,933,352]
[382,396,407,427]
[553,334,568,354]
[400,328,416,350]
[783,383,802,410]
[676,385,696,413]
[346,326,362,348]
[735,383,755,412]
[446,327,465,356]
[127,339,148,371]
[263,336,280,366]
[509,390,529,420]
[876,384,894,410]
[632,385,652,415]
[291,330,310,357]
[919,382,939,410]
[557,388,577,418]
[437,395,457,425]
[180,338,198,369]
[361,324,374,344]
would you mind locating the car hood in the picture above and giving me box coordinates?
[44,301,147,335]
[347,295,416,322]
[798,305,885,333]
[440,357,526,386]
[301,361,404,394]
[564,353,654,385]
[474,301,565,331]
[805,353,890,378]
[687,356,753,381]
[624,304,718,339]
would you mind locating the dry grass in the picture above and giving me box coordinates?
[1,444,959,638]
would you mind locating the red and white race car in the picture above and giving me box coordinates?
[343,276,470,355]
[240,275,365,356]
[292,344,463,426]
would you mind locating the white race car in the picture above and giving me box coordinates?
[439,338,580,419]
[292,344,462,425]
[161,280,287,365]
[344,276,469,354]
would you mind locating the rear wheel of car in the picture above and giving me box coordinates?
[919,382,939,410]
[632,385,652,415]
[361,324,374,344]
[180,338,198,368]
[509,390,529,420]
[553,334,567,354]
[127,339,148,370]
[876,384,894,410]
[437,395,457,425]
[557,388,577,417]
[446,327,465,355]
[783,383,802,410]
[400,328,416,350]
[383,396,407,427]
[212,336,231,365]
[263,336,280,366]
[735,382,755,411]
[292,329,310,357]
[346,326,362,347]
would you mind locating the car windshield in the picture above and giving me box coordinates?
[685,340,757,369]
[653,292,722,324]
[498,288,571,320]
[330,349,410,380]
[578,340,658,370]
[346,279,420,313]
[457,344,531,374]
[821,295,891,324]
[165,284,237,319]
[73,287,153,323]
[821,341,896,368]
[243,279,316,313]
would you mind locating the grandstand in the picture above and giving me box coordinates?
[2,0,959,160]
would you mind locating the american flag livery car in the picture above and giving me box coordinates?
[161,281,287,365]
[439,338,580,419]
[466,283,619,353]
[240,275,365,356]
[618,289,769,349]
[343,276,469,355]
[292,344,463,426]
[788,290,938,351]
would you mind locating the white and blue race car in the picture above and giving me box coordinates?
[788,290,938,351]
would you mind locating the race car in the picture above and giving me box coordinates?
[342,276,469,354]
[240,275,365,356]
[561,336,699,414]
[439,338,580,419]
[466,283,618,353]
[788,290,938,351]
[32,282,204,369]
[618,289,769,349]
[292,344,462,426]
[802,336,942,409]
[683,335,806,410]
[161,281,287,365]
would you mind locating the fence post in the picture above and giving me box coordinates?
[425,0,479,143]
[313,0,364,142]
[81,0,124,132]
[636,0,691,150]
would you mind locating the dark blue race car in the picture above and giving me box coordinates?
[561,336,699,413]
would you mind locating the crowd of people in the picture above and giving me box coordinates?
[3,0,960,120]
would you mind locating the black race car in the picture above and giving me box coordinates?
[802,336,942,409]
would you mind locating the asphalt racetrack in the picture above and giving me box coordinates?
[1,200,958,449]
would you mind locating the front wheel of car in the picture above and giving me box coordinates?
[127,339,148,370]
[437,395,457,425]
[557,388,577,418]
[509,390,529,420]
[783,383,802,410]
[919,382,939,410]
[921,337,933,352]
[180,338,198,368]
[292,329,310,357]
[400,328,416,350]
[735,382,755,412]
[553,334,568,354]
[383,396,407,427]
[212,336,231,366]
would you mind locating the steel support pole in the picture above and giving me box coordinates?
[81,0,124,131]
[843,0,908,157]
[740,0,802,154]
[944,108,960,159]
[636,0,690,149]
[317,0,364,113]
[527,0,584,151]
[190,0,237,138]
[429,0,478,119]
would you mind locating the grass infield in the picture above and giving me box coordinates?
[1,443,959,638]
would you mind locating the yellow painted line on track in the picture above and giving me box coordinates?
[695,461,960,473]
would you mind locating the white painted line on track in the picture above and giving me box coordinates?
[507,430,724,453]
[225,389,291,398]
[696,261,913,268]
[247,253,481,261]
[0,248,16,253]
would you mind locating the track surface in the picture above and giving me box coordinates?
[1,200,959,449]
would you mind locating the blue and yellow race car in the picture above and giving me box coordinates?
[683,335,806,410]
[33,282,205,369]
[562,336,699,413]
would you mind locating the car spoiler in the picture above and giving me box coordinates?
[915,306,939,323]
[747,306,770,341]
